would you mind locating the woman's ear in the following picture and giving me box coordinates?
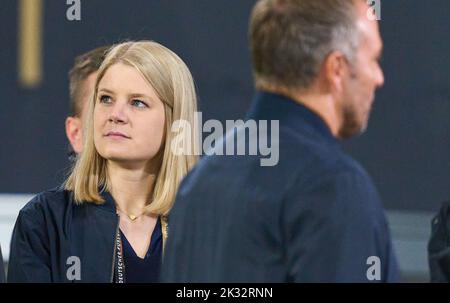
[65,116,83,154]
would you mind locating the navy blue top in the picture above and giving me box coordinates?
[163,91,400,282]
[120,217,162,283]
[9,189,125,282]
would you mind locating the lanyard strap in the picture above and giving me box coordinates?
[115,230,126,283]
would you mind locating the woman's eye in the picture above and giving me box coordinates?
[131,99,148,108]
[99,95,112,104]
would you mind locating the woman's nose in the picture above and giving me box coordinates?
[108,102,128,124]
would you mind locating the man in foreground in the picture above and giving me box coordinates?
[163,0,399,282]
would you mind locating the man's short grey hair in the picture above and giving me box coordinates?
[250,0,363,90]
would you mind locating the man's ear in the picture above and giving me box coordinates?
[65,116,83,154]
[322,51,347,94]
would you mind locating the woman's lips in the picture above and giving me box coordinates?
[105,131,131,139]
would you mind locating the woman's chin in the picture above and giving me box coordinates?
[100,150,134,162]
[103,153,150,166]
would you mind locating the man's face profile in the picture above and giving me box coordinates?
[338,1,385,139]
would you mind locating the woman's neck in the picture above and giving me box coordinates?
[107,160,158,216]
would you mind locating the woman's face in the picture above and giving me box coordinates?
[94,63,166,167]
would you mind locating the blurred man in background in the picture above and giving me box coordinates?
[3,46,109,283]
[65,46,109,158]
[163,0,399,282]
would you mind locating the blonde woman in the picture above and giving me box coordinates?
[8,41,198,283]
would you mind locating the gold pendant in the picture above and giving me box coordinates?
[129,214,137,221]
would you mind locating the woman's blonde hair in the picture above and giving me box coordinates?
[65,40,199,216]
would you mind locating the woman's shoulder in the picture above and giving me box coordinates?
[19,186,74,219]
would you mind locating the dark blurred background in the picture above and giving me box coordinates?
[1,0,449,281]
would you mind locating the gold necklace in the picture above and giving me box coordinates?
[116,207,144,222]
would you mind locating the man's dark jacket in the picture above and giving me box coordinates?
[428,201,450,282]
[162,91,400,282]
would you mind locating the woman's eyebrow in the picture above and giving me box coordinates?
[128,93,152,100]
[97,88,115,95]
[97,89,152,100]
